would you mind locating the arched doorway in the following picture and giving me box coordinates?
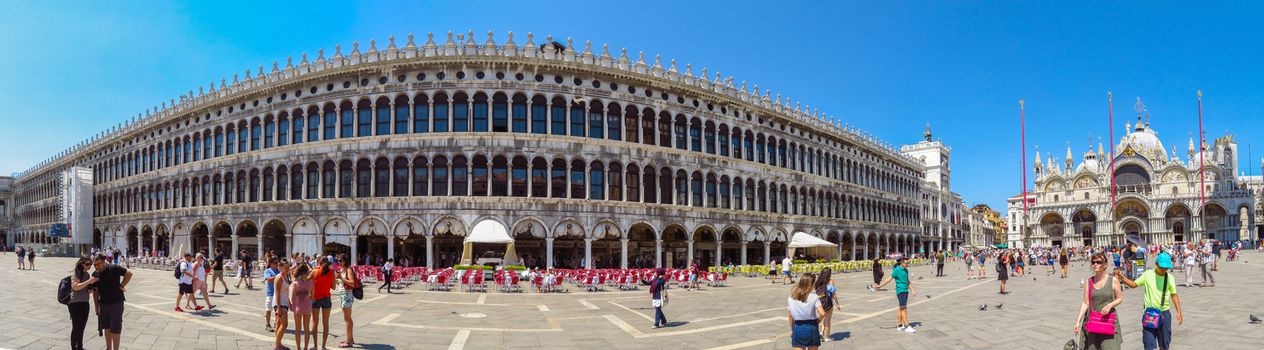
[512,219,547,269]
[261,220,287,258]
[236,221,259,260]
[627,223,656,268]
[140,226,153,255]
[191,223,210,257]
[692,226,718,269]
[1040,213,1065,247]
[155,225,170,257]
[552,220,585,269]
[1201,203,1227,240]
[321,218,352,259]
[432,217,466,268]
[394,218,427,268]
[92,228,102,249]
[1165,204,1192,243]
[590,222,622,269]
[212,222,233,257]
[1072,209,1097,247]
[1115,199,1150,245]
[125,226,139,256]
[661,224,688,269]
[720,227,742,266]
[769,231,788,261]
[356,220,389,266]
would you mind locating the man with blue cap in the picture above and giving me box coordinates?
[1115,251,1183,350]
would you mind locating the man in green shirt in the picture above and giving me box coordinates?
[1115,251,1182,350]
[873,258,916,333]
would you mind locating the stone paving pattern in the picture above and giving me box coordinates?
[2,252,1263,349]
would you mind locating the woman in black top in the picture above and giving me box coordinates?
[68,257,97,350]
[997,251,1009,294]
[871,256,884,290]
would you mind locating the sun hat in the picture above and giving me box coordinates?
[1155,252,1172,269]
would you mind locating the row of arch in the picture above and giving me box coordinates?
[93,215,931,270]
[95,90,921,198]
[95,155,920,226]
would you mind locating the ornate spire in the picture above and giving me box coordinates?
[923,123,932,142]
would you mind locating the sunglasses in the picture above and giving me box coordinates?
[1091,260,1105,265]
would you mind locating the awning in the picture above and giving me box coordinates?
[788,232,837,248]
[464,220,513,244]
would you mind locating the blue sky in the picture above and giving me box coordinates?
[2,1,1262,213]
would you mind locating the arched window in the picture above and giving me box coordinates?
[262,168,274,201]
[374,158,389,197]
[412,156,429,196]
[433,93,449,132]
[191,135,201,162]
[237,171,248,203]
[472,92,489,132]
[339,160,353,198]
[265,117,276,148]
[755,135,766,163]
[627,164,641,202]
[589,161,605,200]
[744,179,755,210]
[339,102,354,138]
[471,155,488,196]
[608,162,622,201]
[249,119,261,151]
[607,103,621,141]
[376,97,391,135]
[570,159,586,198]
[718,176,730,209]
[588,101,603,139]
[451,155,468,196]
[491,156,508,196]
[290,108,303,142]
[393,157,408,196]
[531,96,547,134]
[550,158,566,198]
[357,100,373,137]
[531,157,548,197]
[413,94,430,133]
[743,131,753,161]
[658,111,672,147]
[703,121,715,154]
[691,172,704,207]
[659,168,673,205]
[624,106,638,143]
[321,161,335,199]
[434,156,449,195]
[289,165,302,200]
[307,107,320,142]
[718,125,729,157]
[570,99,586,137]
[391,95,407,133]
[551,97,567,135]
[511,94,528,133]
[675,115,688,150]
[492,93,509,132]
[213,130,224,157]
[453,92,470,132]
[511,156,527,197]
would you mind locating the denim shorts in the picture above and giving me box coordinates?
[790,320,821,347]
[897,292,909,308]
[312,297,332,309]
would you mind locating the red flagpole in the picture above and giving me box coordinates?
[1198,90,1205,208]
[1021,100,1028,215]
[1108,92,1115,211]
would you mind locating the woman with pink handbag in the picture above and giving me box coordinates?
[1073,252,1123,350]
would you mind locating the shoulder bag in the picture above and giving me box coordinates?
[1084,276,1116,335]
[1141,274,1168,329]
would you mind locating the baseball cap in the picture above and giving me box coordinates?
[1155,252,1172,269]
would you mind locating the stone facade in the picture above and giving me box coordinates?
[1009,107,1254,248]
[901,127,964,253]
[11,31,927,268]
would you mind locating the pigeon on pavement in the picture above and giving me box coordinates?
[925,295,931,299]
[978,304,988,311]
[996,303,1004,310]
[1250,314,1262,324]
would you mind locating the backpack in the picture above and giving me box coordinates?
[174,263,184,279]
[57,276,74,305]
[818,288,835,310]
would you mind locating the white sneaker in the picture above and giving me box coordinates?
[904,326,917,333]
[896,325,905,332]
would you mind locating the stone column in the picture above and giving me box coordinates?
[763,241,771,266]
[583,238,594,269]
[715,239,722,268]
[850,235,857,261]
[425,235,434,269]
[740,241,748,265]
[655,239,663,268]
[350,237,358,266]
[231,234,239,260]
[545,237,555,269]
[620,238,629,269]
[686,240,694,267]
[387,235,395,262]
[151,235,158,257]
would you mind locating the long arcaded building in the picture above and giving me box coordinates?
[10,31,929,269]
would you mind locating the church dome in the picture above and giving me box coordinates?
[1118,122,1167,162]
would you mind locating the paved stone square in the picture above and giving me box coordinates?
[2,253,1263,349]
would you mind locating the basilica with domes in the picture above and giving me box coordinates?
[1008,105,1255,248]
